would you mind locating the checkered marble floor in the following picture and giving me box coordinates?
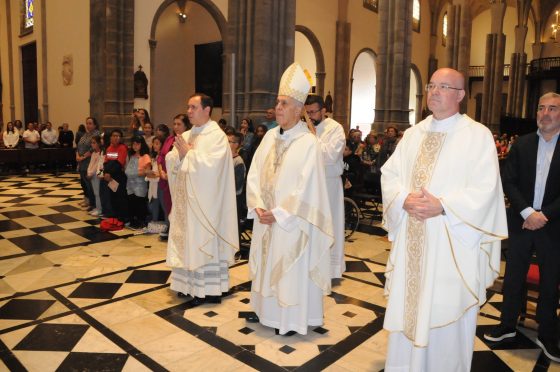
[0,173,558,371]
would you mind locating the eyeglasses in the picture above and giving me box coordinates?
[425,83,463,92]
[306,109,321,115]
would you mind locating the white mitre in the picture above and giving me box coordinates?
[278,62,311,104]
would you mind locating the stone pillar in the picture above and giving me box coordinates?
[90,0,135,131]
[333,19,350,129]
[225,0,295,124]
[445,1,472,113]
[480,1,506,133]
[373,0,413,132]
[506,32,527,118]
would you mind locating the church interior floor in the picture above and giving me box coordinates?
[0,173,557,371]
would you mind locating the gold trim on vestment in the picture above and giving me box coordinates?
[444,225,479,301]
[403,131,446,341]
[440,201,508,240]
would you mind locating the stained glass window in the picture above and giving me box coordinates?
[442,13,448,46]
[412,0,420,32]
[25,0,34,29]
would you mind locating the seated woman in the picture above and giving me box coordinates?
[3,122,19,149]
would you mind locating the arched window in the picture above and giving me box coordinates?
[412,0,420,32]
[21,0,34,34]
[25,0,34,28]
[442,12,448,46]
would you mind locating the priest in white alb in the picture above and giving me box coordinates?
[246,62,334,335]
[381,68,508,371]
[304,94,346,278]
[166,93,239,304]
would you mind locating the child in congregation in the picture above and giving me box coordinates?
[227,132,247,225]
[125,136,151,230]
[145,136,163,224]
[86,135,105,217]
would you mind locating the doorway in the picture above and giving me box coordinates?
[21,42,38,124]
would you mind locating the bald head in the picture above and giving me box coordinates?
[427,68,466,120]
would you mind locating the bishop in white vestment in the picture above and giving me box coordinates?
[305,94,346,278]
[381,68,508,371]
[246,63,334,335]
[166,94,239,302]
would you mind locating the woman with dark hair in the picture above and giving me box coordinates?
[126,136,151,229]
[245,123,267,170]
[239,117,254,156]
[136,108,152,127]
[76,117,100,210]
[75,124,86,147]
[157,115,190,240]
[3,122,19,149]
[129,115,143,137]
[361,133,381,194]
[155,123,170,139]
[143,122,155,148]
[102,128,129,223]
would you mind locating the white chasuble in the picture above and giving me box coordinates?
[165,121,239,296]
[381,114,508,348]
[246,122,334,335]
[316,118,346,278]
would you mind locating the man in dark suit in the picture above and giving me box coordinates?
[484,92,560,363]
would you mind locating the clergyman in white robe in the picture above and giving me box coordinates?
[381,113,508,371]
[166,120,239,298]
[246,121,334,335]
[315,117,346,278]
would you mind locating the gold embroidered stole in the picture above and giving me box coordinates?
[404,131,446,340]
[168,132,199,262]
[258,135,300,290]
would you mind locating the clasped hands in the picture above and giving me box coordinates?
[175,135,193,159]
[522,211,548,231]
[403,188,444,221]
[256,207,276,225]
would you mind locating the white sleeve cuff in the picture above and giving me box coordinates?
[520,207,535,220]
[271,207,299,232]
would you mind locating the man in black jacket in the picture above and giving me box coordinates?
[484,92,560,363]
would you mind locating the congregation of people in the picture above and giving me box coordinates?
[0,63,558,371]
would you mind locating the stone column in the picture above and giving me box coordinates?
[225,0,295,124]
[333,19,350,129]
[506,1,531,118]
[90,0,135,131]
[445,1,472,113]
[506,28,527,118]
[480,1,506,133]
[373,0,413,132]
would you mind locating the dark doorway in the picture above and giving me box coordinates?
[195,41,223,107]
[21,42,38,124]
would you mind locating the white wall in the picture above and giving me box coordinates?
[350,51,376,135]
[152,1,221,125]
[46,0,90,132]
[294,31,316,87]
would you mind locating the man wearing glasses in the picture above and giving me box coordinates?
[304,94,346,279]
[381,67,508,371]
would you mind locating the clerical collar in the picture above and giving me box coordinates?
[430,112,462,132]
[192,120,211,134]
[279,122,303,139]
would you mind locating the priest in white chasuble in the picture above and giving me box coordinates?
[246,62,334,335]
[304,94,346,279]
[381,68,508,372]
[166,93,239,304]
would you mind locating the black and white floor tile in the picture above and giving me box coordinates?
[0,173,558,371]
